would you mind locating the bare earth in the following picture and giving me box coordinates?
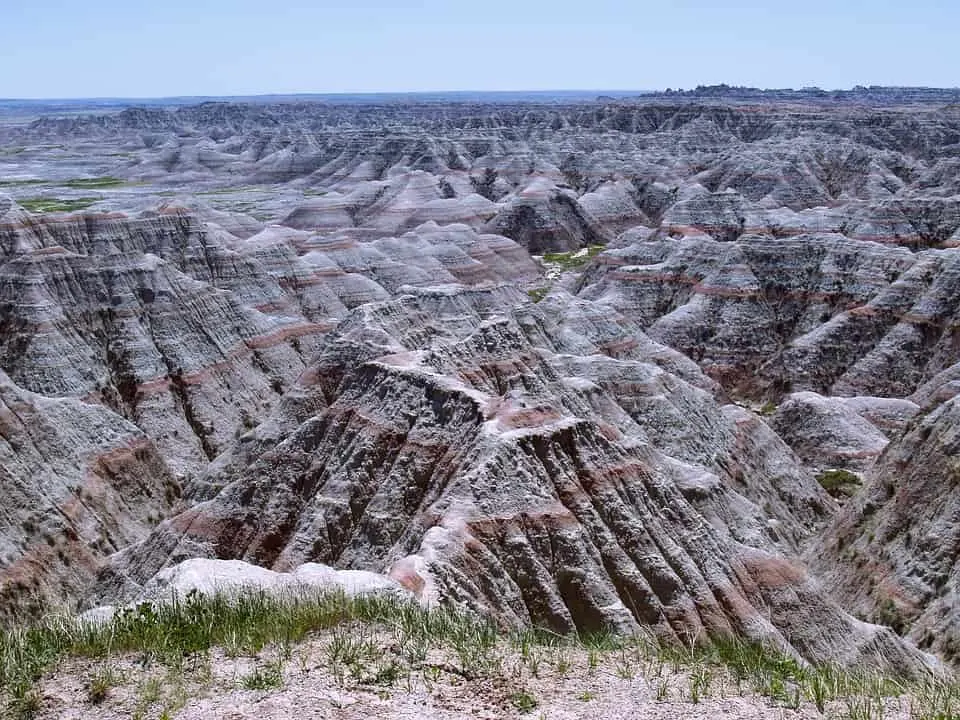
[35,630,915,720]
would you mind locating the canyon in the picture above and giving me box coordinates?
[3,87,960,674]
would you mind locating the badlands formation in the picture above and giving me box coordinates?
[3,87,960,674]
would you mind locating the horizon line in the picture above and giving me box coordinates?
[4,84,960,104]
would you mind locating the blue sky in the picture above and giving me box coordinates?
[3,0,958,98]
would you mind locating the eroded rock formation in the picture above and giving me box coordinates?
[4,90,960,671]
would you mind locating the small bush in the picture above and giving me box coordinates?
[527,287,549,303]
[6,689,42,719]
[241,661,283,691]
[816,469,862,499]
[759,401,777,416]
[509,688,538,713]
[86,666,118,704]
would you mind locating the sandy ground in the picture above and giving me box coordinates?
[31,630,917,720]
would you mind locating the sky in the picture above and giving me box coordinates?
[3,0,959,98]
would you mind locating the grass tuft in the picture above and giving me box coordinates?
[527,287,549,303]
[241,661,283,691]
[85,665,119,704]
[510,687,538,713]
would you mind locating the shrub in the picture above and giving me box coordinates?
[816,469,862,499]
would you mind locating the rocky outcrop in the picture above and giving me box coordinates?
[0,369,178,619]
[483,180,611,253]
[91,287,934,671]
[768,392,900,474]
[578,233,960,401]
[7,93,960,672]
[811,368,960,661]
[0,194,539,622]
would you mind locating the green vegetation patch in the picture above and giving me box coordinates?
[758,401,778,416]
[2,589,958,718]
[527,287,549,303]
[17,197,98,214]
[542,244,606,271]
[61,177,126,190]
[0,179,46,188]
[196,185,258,196]
[816,468,863,499]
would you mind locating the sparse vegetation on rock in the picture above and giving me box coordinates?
[816,469,863,499]
[3,590,959,719]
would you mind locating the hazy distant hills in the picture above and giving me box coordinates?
[2,85,959,124]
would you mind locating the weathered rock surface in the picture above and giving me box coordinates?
[0,368,178,619]
[142,558,405,603]
[769,392,898,473]
[811,369,960,661]
[578,234,960,401]
[5,91,960,671]
[92,287,930,671]
[0,192,536,616]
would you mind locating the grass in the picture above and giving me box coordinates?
[1,589,959,718]
[527,287,549,303]
[241,661,284,690]
[541,244,605,271]
[196,185,256,196]
[85,665,119,704]
[0,179,46,187]
[817,468,863,499]
[509,688,538,713]
[6,689,41,720]
[61,177,125,190]
[17,197,98,213]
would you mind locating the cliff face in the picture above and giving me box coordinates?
[5,95,960,671]
[0,194,537,617]
[96,286,929,670]
[811,369,960,662]
[0,368,178,619]
[576,234,960,401]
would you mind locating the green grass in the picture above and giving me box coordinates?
[61,177,125,190]
[85,665,119,704]
[0,179,46,187]
[1,589,958,717]
[527,287,549,303]
[240,661,284,691]
[196,185,256,196]
[17,197,98,213]
[509,688,538,713]
[542,244,606,271]
[816,468,863,499]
